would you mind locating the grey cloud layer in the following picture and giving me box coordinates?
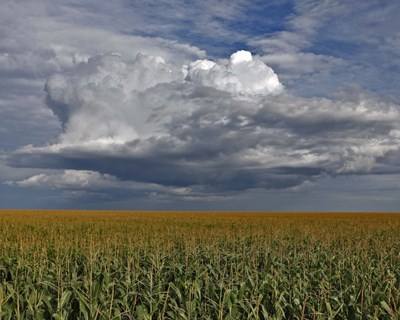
[9,51,400,195]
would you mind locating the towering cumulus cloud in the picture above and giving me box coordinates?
[187,50,283,95]
[44,50,282,147]
[9,50,400,196]
[45,53,185,144]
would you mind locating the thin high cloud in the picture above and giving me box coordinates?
[249,0,400,98]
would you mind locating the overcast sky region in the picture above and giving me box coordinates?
[1,0,400,210]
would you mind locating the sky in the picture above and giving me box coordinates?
[1,0,400,211]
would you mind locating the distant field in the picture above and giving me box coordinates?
[1,210,400,319]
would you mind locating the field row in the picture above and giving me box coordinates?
[0,211,399,319]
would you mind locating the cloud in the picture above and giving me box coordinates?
[187,50,283,95]
[45,53,185,144]
[249,0,347,55]
[43,50,282,146]
[0,0,207,156]
[12,170,115,189]
[248,0,400,98]
[8,50,400,197]
[246,1,347,95]
[1,0,400,210]
[9,169,204,201]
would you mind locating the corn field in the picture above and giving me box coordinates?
[0,211,400,319]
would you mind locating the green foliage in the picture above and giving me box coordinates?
[0,211,399,319]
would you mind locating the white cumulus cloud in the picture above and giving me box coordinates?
[44,50,283,146]
[187,50,283,95]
